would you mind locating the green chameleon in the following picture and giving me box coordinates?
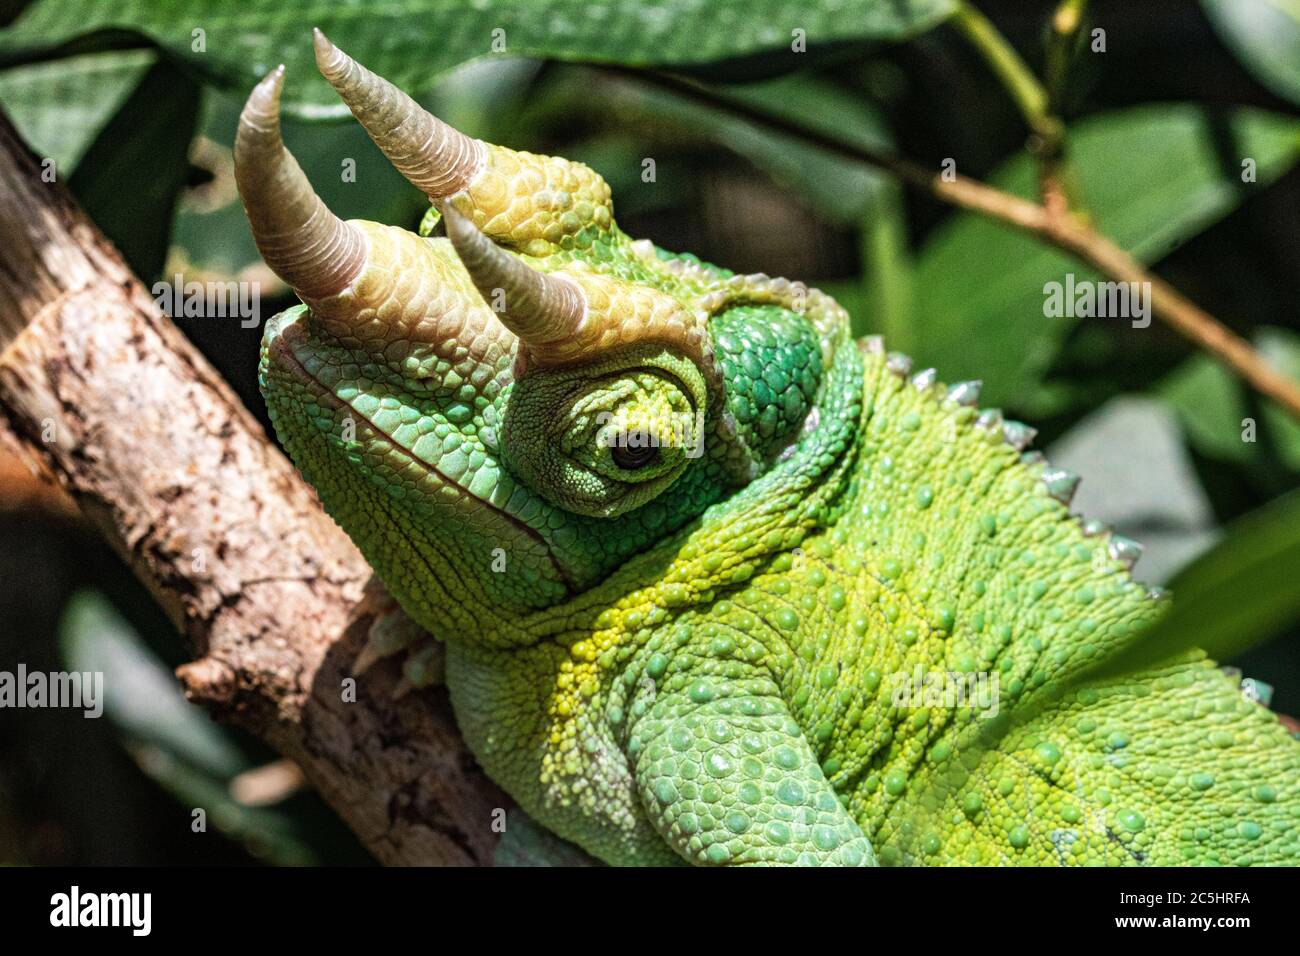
[236,32,1299,866]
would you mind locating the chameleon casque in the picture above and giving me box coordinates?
[236,32,1300,866]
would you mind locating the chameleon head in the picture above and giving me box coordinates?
[239,35,837,635]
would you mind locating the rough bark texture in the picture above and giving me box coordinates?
[0,113,506,865]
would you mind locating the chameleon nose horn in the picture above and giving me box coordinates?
[234,66,365,300]
[443,205,586,350]
[313,29,486,200]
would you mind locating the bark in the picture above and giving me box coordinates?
[0,112,506,865]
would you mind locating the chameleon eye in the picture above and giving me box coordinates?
[610,442,661,471]
[499,352,707,518]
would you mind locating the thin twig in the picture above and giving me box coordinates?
[950,2,1054,140]
[952,1,1077,220]
[610,67,1300,422]
[1039,0,1092,220]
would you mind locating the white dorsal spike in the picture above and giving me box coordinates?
[911,368,938,391]
[885,352,913,376]
[1001,419,1037,450]
[1107,535,1144,570]
[1042,467,1080,504]
[1080,517,1110,537]
[946,380,982,406]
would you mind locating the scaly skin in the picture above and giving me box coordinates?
[244,42,1300,866]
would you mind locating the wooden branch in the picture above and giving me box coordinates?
[0,112,506,865]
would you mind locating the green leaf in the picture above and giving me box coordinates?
[556,70,891,225]
[59,591,320,865]
[1046,396,1218,585]
[60,593,246,778]
[68,56,200,281]
[1161,326,1300,471]
[1202,0,1300,106]
[0,49,154,173]
[1085,487,1300,681]
[709,76,893,225]
[908,105,1300,410]
[0,0,956,114]
[858,179,913,340]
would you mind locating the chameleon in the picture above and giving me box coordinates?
[235,31,1300,866]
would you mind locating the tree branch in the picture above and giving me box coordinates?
[617,68,1300,422]
[0,111,506,865]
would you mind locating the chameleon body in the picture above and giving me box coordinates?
[238,35,1300,866]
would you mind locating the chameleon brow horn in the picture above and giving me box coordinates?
[313,28,486,201]
[233,65,366,300]
[442,205,587,351]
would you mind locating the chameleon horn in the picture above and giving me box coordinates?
[313,29,485,199]
[443,205,586,347]
[234,66,365,300]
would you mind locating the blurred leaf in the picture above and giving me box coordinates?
[818,277,872,333]
[908,106,1300,410]
[69,57,200,281]
[707,75,892,224]
[60,594,243,777]
[1160,326,1300,470]
[1202,0,1300,106]
[1084,487,1300,680]
[858,179,912,340]
[1046,396,1219,584]
[577,71,890,225]
[0,49,153,172]
[1258,328,1300,471]
[0,0,956,115]
[59,591,318,865]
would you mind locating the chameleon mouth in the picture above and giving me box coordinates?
[262,309,576,593]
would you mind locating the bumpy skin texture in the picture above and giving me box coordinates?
[256,106,1300,868]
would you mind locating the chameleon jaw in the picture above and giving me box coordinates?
[260,307,581,610]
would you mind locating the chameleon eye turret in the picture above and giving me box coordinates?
[233,66,366,301]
